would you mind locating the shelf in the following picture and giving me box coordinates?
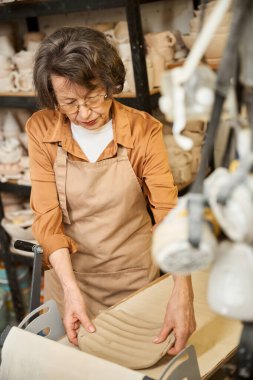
[0,92,39,108]
[0,0,157,113]
[0,89,160,109]
[0,0,160,20]
[167,60,220,71]
[0,89,159,98]
[0,181,31,197]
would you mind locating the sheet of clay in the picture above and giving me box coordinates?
[70,270,241,378]
[78,309,175,369]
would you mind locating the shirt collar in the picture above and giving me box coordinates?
[43,99,134,149]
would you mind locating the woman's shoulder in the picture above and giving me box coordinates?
[25,109,60,138]
[118,102,163,141]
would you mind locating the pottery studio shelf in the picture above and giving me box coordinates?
[0,181,31,197]
[167,59,220,71]
[0,0,163,113]
[0,89,161,109]
[0,0,161,20]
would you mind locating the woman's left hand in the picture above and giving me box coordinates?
[153,275,196,355]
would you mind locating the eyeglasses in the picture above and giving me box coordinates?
[57,94,108,114]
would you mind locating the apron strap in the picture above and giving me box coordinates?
[54,143,71,225]
[117,145,128,159]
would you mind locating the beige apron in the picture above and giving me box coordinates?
[44,144,159,318]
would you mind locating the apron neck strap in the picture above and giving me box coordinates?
[117,145,128,158]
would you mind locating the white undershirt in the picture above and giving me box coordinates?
[71,119,113,162]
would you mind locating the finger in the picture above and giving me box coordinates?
[65,320,78,345]
[167,334,188,355]
[79,313,96,333]
[153,322,173,344]
[74,321,80,330]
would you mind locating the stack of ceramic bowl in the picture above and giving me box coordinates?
[181,0,232,66]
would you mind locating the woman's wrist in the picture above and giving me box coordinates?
[172,275,194,303]
[49,247,78,293]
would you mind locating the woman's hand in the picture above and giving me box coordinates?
[49,248,95,345]
[63,284,95,345]
[153,275,196,355]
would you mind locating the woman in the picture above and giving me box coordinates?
[27,26,196,354]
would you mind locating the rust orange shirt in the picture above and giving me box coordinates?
[26,100,178,264]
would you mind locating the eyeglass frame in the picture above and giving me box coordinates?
[56,93,108,114]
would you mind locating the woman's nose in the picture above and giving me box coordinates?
[77,104,92,119]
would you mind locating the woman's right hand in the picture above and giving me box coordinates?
[63,284,96,345]
[48,248,96,345]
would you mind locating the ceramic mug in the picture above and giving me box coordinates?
[208,240,253,321]
[118,42,132,60]
[145,31,176,48]
[122,59,135,93]
[122,57,154,94]
[148,47,165,87]
[206,167,253,243]
[145,31,176,63]
[10,69,33,92]
[114,21,129,44]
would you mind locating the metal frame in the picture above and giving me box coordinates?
[125,0,152,113]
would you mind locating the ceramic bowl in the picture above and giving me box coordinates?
[182,32,229,59]
[189,12,232,33]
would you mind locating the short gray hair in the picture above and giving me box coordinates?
[33,26,126,108]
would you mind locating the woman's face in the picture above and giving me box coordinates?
[51,75,113,130]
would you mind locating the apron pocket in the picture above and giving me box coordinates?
[74,268,149,316]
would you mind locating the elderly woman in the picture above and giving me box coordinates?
[26,26,195,353]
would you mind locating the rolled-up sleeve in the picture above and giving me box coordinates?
[26,118,78,267]
[142,122,178,223]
